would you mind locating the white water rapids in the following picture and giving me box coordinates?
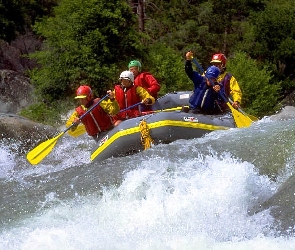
[1,108,295,249]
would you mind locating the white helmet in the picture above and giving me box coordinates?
[119,70,134,83]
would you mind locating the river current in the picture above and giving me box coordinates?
[1,108,295,249]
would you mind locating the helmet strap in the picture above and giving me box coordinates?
[221,65,226,73]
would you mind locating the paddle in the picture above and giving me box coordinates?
[26,94,109,165]
[191,57,254,128]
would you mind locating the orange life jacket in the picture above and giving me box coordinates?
[76,98,113,136]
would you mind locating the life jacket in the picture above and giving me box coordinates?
[114,84,141,120]
[220,73,232,97]
[219,73,232,111]
[189,78,224,114]
[76,98,113,136]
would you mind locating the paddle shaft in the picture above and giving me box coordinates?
[119,102,142,113]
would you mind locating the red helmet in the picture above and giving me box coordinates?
[75,85,92,99]
[210,53,227,66]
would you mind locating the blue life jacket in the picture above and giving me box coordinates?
[189,71,225,114]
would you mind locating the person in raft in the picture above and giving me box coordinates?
[184,51,226,114]
[209,53,242,110]
[112,70,155,126]
[128,60,161,99]
[66,85,119,141]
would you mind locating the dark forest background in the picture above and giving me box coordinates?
[1,0,295,123]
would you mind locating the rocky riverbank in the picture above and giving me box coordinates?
[0,69,34,113]
[0,69,57,151]
[0,113,57,153]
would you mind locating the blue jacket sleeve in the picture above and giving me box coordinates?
[185,60,194,79]
[185,60,203,90]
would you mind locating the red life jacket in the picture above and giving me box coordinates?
[75,98,113,136]
[114,84,141,120]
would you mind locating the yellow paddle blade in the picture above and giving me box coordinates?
[228,98,259,122]
[26,132,64,165]
[236,107,259,122]
[227,103,253,128]
[66,124,86,137]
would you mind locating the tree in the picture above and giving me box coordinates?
[145,42,190,94]
[0,0,58,42]
[29,0,144,101]
[227,51,281,117]
[143,0,266,61]
[238,1,295,93]
[0,0,26,42]
[209,0,266,55]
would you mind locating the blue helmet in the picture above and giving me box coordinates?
[205,66,220,79]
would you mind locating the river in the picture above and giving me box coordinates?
[1,109,295,249]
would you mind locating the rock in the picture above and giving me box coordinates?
[270,106,295,121]
[0,69,34,113]
[250,174,295,235]
[0,113,58,154]
[280,90,295,107]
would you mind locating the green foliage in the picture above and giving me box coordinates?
[144,0,265,60]
[0,0,26,41]
[145,43,190,95]
[144,0,199,41]
[0,0,58,42]
[19,97,74,126]
[29,0,144,102]
[227,51,281,117]
[238,1,295,91]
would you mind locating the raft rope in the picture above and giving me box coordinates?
[139,119,154,150]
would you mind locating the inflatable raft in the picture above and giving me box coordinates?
[90,91,236,163]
